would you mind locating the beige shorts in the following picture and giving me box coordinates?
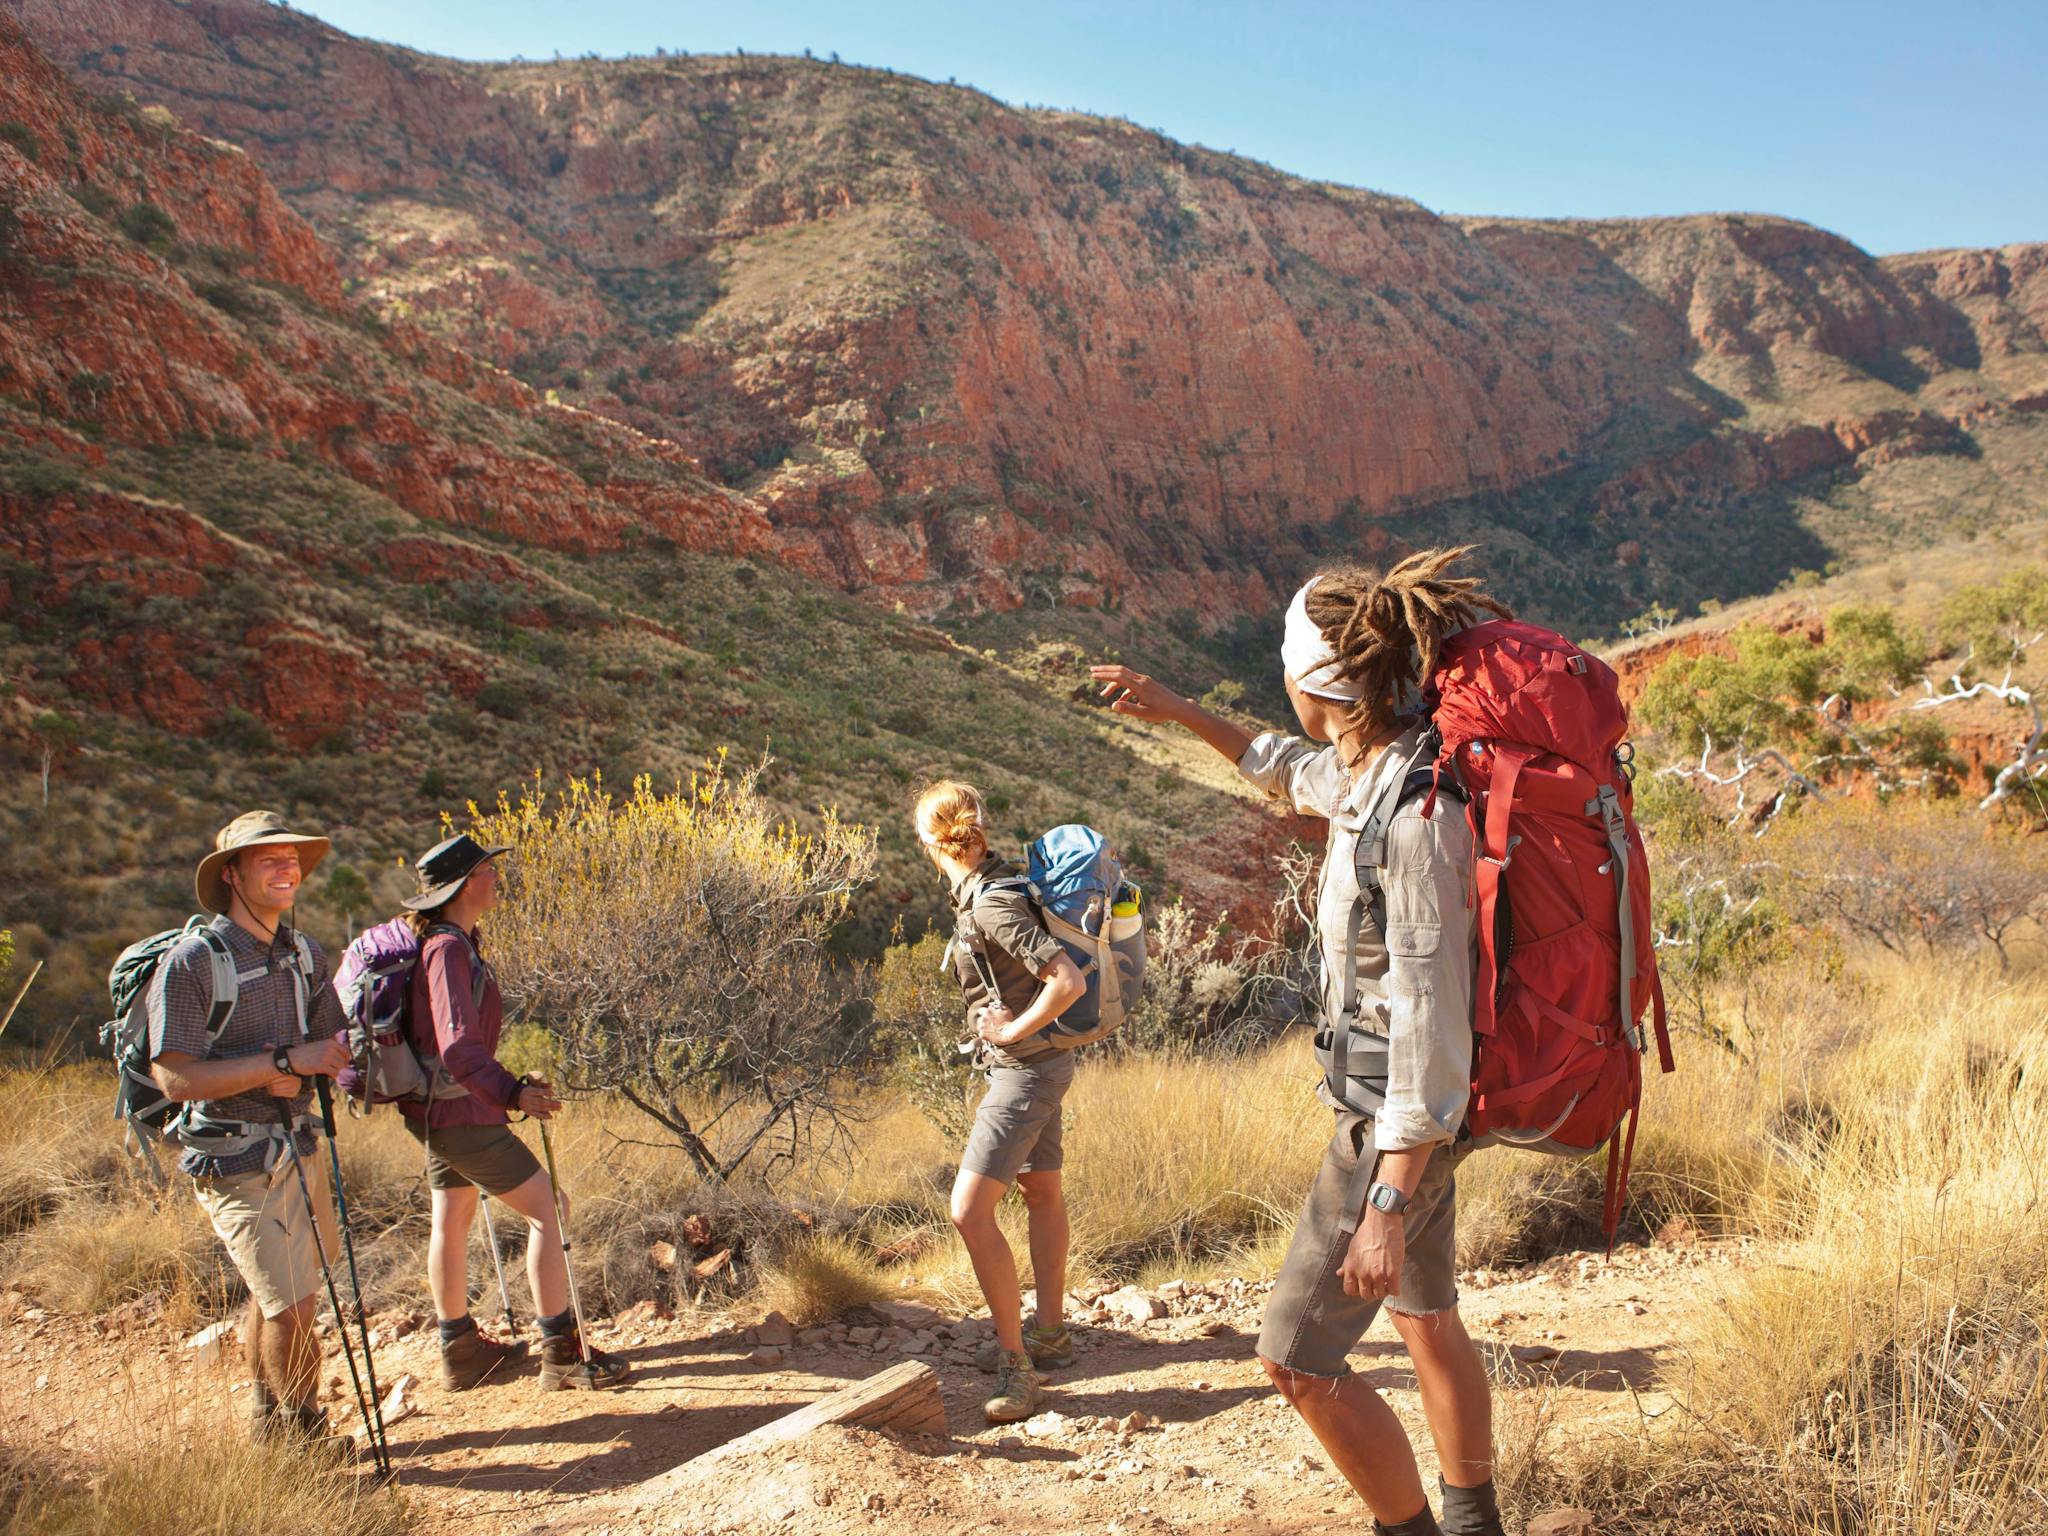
[194,1148,338,1319]
[1256,1110,1460,1376]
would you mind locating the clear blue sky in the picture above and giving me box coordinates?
[300,0,2044,255]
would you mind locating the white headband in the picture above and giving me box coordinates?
[1281,579,1365,702]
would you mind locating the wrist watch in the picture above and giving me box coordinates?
[1366,1181,1410,1216]
[272,1045,295,1076]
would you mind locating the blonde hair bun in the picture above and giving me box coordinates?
[915,780,987,858]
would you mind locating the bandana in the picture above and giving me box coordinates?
[1280,578,1365,702]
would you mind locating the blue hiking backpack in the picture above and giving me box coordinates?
[986,825,1148,1048]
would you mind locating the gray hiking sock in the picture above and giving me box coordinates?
[1439,1478,1504,1536]
[249,1380,277,1421]
[1374,1506,1445,1536]
[439,1313,477,1344]
[537,1308,575,1338]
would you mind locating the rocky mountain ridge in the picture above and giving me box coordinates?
[12,0,2045,625]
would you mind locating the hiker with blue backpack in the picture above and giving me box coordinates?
[341,833,629,1393]
[135,811,355,1452]
[914,780,1146,1426]
[1092,546,1669,1536]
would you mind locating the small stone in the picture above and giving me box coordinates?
[186,1321,235,1369]
[1511,1344,1561,1364]
[1289,1453,1322,1474]
[748,1345,786,1367]
[755,1311,794,1348]
[1023,1410,1068,1437]
[1119,1410,1151,1432]
[847,1325,879,1345]
[1624,1302,1647,1316]
[871,1299,943,1330]
[798,1327,832,1346]
[1529,1510,1597,1536]
[655,1403,685,1420]
[1198,1318,1234,1338]
[997,1434,1023,1450]
[898,1336,929,1356]
[1102,1287,1167,1324]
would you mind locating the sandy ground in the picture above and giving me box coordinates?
[1,1226,1741,1535]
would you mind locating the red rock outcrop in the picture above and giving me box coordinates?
[20,0,2041,625]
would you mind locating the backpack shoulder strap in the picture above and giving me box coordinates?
[190,926,239,1042]
[1328,737,1437,1108]
[423,922,488,1010]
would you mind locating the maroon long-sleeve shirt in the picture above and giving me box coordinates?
[399,928,523,1128]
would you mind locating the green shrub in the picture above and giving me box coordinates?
[0,120,39,163]
[475,679,528,720]
[116,201,177,251]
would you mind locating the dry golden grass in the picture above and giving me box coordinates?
[4,948,2042,1534]
[0,1421,410,1536]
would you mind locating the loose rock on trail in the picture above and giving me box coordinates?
[1,1236,1741,1534]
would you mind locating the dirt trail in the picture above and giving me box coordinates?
[2,1234,1741,1534]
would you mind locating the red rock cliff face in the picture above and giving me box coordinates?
[0,11,770,561]
[11,0,2048,625]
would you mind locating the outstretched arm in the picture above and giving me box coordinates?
[1089,664,1254,766]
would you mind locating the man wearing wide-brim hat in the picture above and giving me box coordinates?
[147,811,353,1446]
[392,833,630,1392]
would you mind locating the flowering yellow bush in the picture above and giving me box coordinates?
[464,752,877,1183]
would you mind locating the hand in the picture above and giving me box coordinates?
[974,1002,1019,1047]
[287,1036,350,1079]
[517,1075,563,1120]
[1089,665,1188,724]
[264,1074,302,1097]
[1338,1209,1405,1300]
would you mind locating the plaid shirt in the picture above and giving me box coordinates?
[145,915,344,1178]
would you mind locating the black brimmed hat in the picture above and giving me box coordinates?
[402,833,511,911]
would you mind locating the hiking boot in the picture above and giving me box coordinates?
[974,1322,1074,1373]
[440,1324,528,1390]
[982,1349,1044,1425]
[538,1331,631,1391]
[255,1401,356,1461]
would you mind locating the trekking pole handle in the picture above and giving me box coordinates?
[313,1073,339,1139]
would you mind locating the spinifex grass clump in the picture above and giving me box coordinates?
[467,752,878,1186]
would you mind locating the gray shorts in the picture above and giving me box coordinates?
[960,1054,1076,1185]
[1256,1110,1460,1376]
[403,1118,542,1196]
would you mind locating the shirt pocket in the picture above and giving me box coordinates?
[1385,920,1442,958]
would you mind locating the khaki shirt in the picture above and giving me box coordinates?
[949,852,1067,1069]
[1237,724,1477,1152]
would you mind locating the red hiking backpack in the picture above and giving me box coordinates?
[1345,619,1673,1237]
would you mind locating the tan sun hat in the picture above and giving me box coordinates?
[194,810,331,915]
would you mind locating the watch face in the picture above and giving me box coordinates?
[1370,1183,1402,1212]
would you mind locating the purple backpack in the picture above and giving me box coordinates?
[334,918,478,1107]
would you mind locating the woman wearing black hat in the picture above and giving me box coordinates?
[398,834,629,1392]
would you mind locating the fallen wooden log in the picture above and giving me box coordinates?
[698,1360,946,1463]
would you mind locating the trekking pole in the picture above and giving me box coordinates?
[477,1196,519,1339]
[535,1117,594,1375]
[279,1119,385,1477]
[312,1078,393,1479]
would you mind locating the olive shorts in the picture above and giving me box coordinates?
[1256,1110,1461,1377]
[960,1053,1076,1185]
[194,1148,338,1320]
[403,1118,543,1196]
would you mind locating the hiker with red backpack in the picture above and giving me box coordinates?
[355,834,628,1392]
[1091,546,1668,1536]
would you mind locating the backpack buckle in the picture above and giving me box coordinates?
[1478,834,1523,871]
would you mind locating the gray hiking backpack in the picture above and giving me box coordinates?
[102,917,319,1177]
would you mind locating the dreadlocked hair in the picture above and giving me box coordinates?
[1303,544,1512,734]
